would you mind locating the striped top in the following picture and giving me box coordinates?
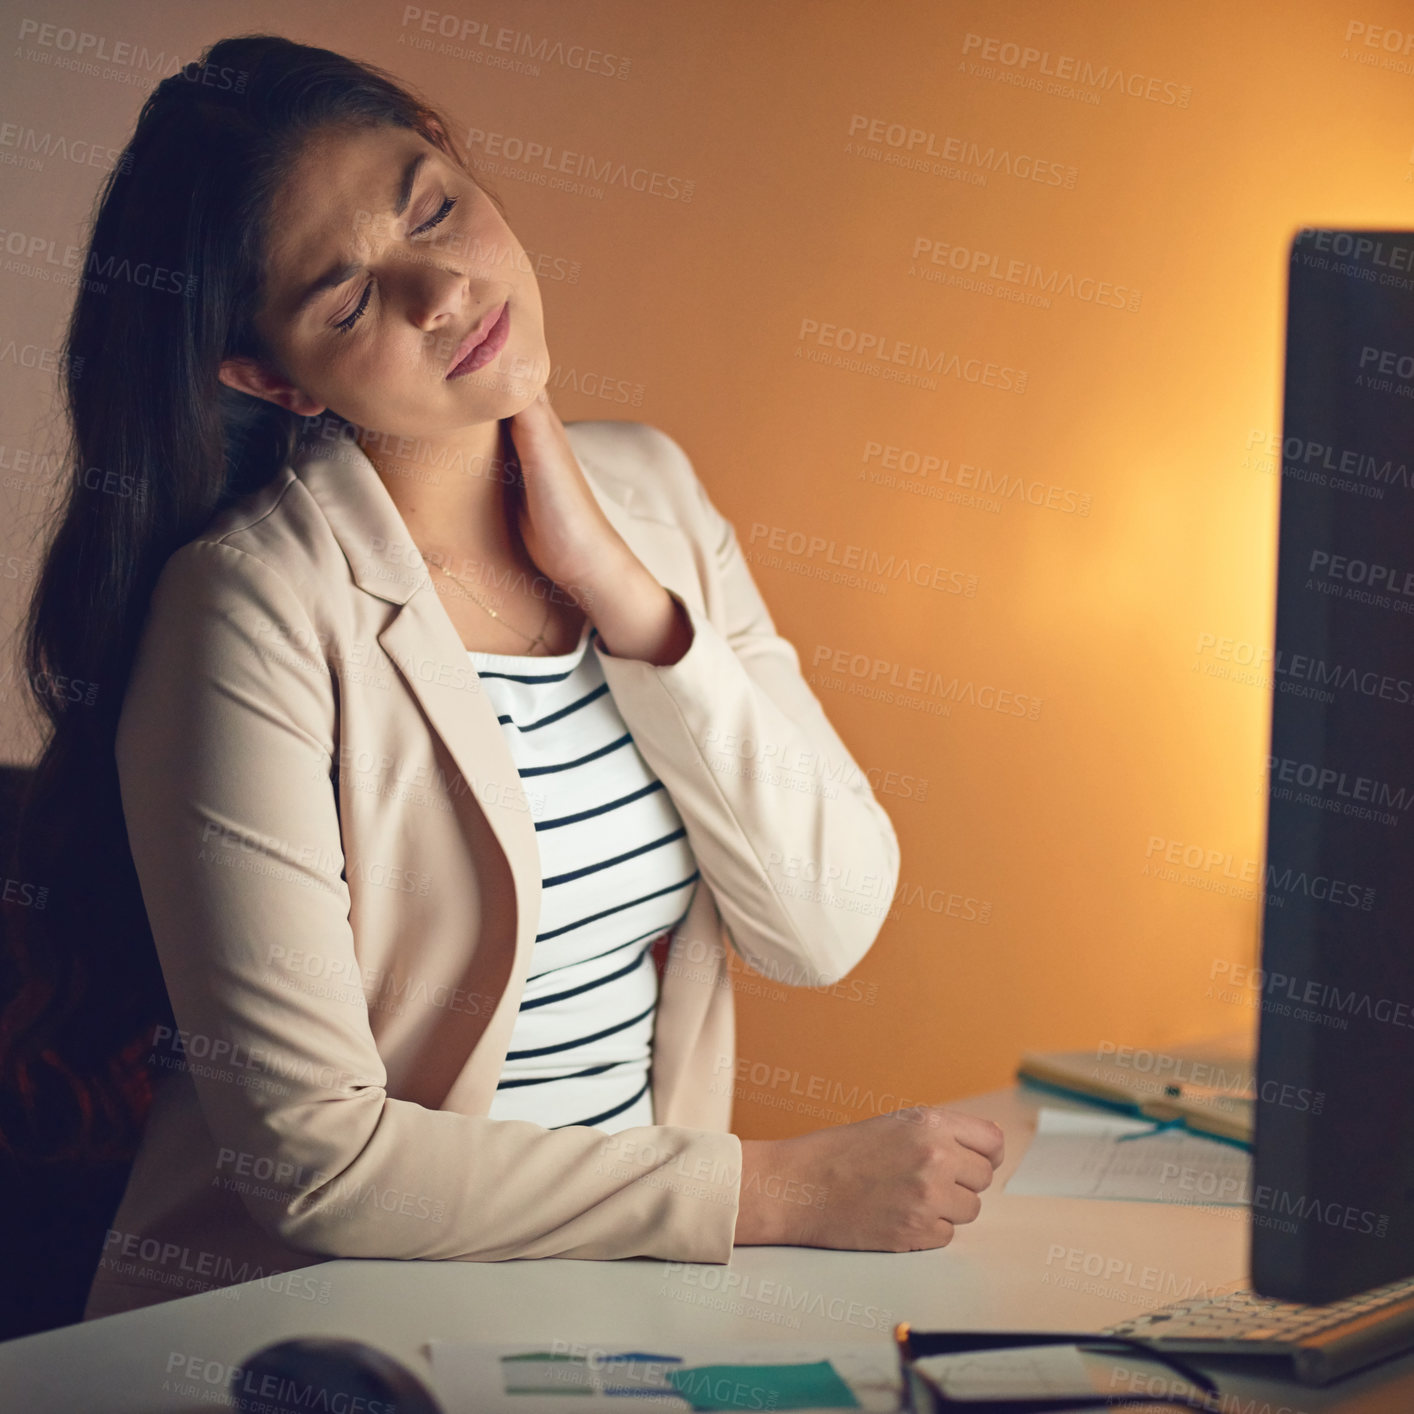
[468,621,700,1134]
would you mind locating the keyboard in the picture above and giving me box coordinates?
[1102,1272,1414,1385]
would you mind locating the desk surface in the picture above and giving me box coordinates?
[2,1084,1410,1412]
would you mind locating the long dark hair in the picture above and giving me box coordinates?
[0,34,499,1163]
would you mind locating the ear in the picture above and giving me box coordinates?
[218,355,326,417]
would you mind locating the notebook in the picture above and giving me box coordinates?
[1016,1031,1258,1147]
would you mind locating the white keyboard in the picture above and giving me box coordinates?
[1103,1272,1414,1385]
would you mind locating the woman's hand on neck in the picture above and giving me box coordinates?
[503,392,693,668]
[355,392,692,668]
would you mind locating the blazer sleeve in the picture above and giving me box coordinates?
[116,537,743,1264]
[591,425,901,990]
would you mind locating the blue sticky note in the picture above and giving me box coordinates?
[667,1359,859,1410]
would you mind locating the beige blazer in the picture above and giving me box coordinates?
[84,419,899,1320]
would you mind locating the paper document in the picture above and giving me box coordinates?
[915,1345,1101,1399]
[426,1340,903,1412]
[1005,1106,1251,1204]
[914,1345,1210,1404]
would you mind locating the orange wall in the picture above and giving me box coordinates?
[4,2,1412,1138]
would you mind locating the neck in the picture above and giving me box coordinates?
[357,415,525,574]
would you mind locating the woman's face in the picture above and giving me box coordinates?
[223,120,548,439]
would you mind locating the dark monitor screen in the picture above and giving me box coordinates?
[1252,228,1414,1303]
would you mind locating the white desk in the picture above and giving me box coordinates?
[2,1085,1410,1411]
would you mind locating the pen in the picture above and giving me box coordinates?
[1160,1082,1256,1101]
[1114,1117,1187,1142]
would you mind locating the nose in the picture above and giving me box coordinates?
[389,254,492,370]
[398,253,468,334]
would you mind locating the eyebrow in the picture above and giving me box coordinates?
[290,149,429,318]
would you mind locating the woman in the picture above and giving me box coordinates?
[0,34,1004,1321]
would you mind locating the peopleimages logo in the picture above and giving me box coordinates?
[0,119,128,173]
[1308,549,1414,599]
[1208,959,1414,1032]
[1244,428,1412,498]
[860,440,1093,516]
[959,32,1192,107]
[795,315,1026,393]
[397,8,632,79]
[1142,835,1376,910]
[1251,1184,1390,1238]
[747,522,978,596]
[1266,752,1410,828]
[463,126,694,201]
[1194,633,1414,707]
[846,113,1077,188]
[660,1264,894,1331]
[809,645,1042,719]
[910,236,1141,311]
[14,21,247,89]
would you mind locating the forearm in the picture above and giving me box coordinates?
[597,600,901,987]
[575,549,694,667]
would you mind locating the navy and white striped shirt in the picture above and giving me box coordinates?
[469,622,700,1133]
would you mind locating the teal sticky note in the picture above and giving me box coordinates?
[667,1359,859,1410]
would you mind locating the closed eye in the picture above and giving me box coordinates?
[334,195,462,334]
[413,194,458,235]
[334,281,371,334]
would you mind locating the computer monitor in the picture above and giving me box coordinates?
[1252,227,1414,1303]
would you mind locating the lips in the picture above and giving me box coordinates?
[445,301,510,379]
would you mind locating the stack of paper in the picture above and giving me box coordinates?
[1005,1107,1252,1204]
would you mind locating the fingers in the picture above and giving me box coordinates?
[952,1146,998,1196]
[887,1107,1006,1168]
[945,1111,1006,1168]
[953,1186,983,1224]
[930,1217,957,1249]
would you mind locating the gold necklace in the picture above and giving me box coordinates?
[428,556,554,653]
